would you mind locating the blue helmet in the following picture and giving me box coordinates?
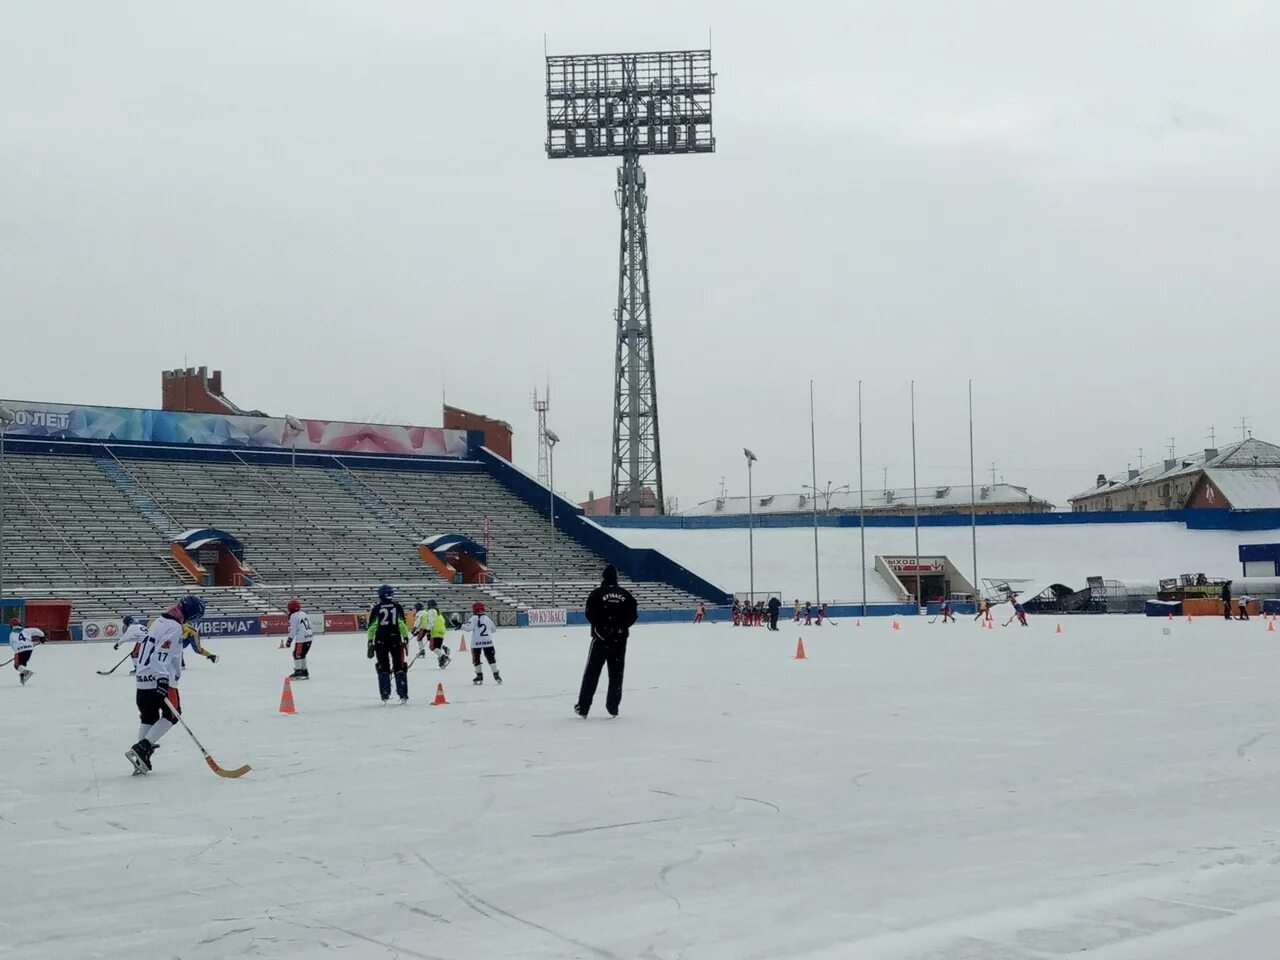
[179,595,206,622]
[427,599,437,609]
[378,584,395,600]
[414,601,423,611]
[123,615,135,628]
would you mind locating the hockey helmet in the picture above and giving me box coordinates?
[426,599,437,609]
[179,594,206,623]
[414,601,424,611]
[287,598,301,613]
[472,601,486,615]
[378,584,396,600]
[123,615,135,628]
[8,617,20,627]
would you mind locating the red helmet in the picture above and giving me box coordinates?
[8,617,20,627]
[472,601,486,614]
[287,598,301,613]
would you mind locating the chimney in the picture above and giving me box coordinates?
[1204,448,1218,461]
[1163,458,1176,472]
[1127,469,1139,481]
[1096,473,1107,488]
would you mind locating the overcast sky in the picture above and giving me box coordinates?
[2,1,1277,508]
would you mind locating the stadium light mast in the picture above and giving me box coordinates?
[0,405,16,615]
[744,448,757,605]
[545,47,716,516]
[545,428,560,608]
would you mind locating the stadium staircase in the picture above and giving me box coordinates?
[94,452,184,540]
[329,463,421,543]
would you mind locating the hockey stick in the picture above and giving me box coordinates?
[97,652,132,676]
[1,655,13,668]
[168,705,251,779]
[928,616,938,624]
[404,650,425,672]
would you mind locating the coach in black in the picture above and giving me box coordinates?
[575,565,638,718]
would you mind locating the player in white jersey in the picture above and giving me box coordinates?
[9,618,46,685]
[114,615,147,674]
[286,598,314,679]
[465,602,501,685]
[413,599,451,669]
[126,595,205,774]
[412,602,430,657]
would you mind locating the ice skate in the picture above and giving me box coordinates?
[574,704,587,718]
[439,651,451,669]
[473,673,483,685]
[19,668,33,685]
[126,739,154,774]
[493,671,502,685]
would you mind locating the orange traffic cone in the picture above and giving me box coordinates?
[1186,614,1193,623]
[1055,623,1063,634]
[277,636,286,649]
[1168,612,1174,621]
[855,618,861,627]
[279,676,297,715]
[1268,620,1275,633]
[794,638,807,660]
[431,682,449,705]
[458,634,467,653]
[892,620,901,631]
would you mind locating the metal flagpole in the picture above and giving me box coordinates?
[809,380,820,608]
[910,380,921,610]
[546,429,560,607]
[744,448,757,605]
[858,381,866,616]
[969,379,978,603]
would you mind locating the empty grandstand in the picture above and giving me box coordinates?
[0,397,728,632]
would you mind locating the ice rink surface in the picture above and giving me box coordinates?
[4,616,1280,959]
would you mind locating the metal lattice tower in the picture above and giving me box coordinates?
[533,385,550,488]
[545,48,715,515]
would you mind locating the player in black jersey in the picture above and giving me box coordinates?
[367,584,411,703]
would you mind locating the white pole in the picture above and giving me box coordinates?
[744,448,757,606]
[809,380,820,608]
[858,381,866,616]
[969,379,978,604]
[546,429,561,608]
[910,380,921,611]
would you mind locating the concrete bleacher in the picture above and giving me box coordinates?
[3,446,711,622]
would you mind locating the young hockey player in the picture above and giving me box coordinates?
[973,598,990,623]
[1013,598,1028,627]
[815,602,826,627]
[731,598,741,626]
[114,615,147,674]
[9,618,46,685]
[182,622,218,663]
[694,601,705,624]
[466,601,500,684]
[286,598,313,679]
[803,601,813,626]
[576,565,638,718]
[793,598,802,622]
[426,600,451,668]
[940,601,956,624]
[126,594,205,773]
[367,584,410,703]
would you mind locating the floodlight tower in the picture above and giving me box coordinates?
[545,48,716,515]
[532,385,550,488]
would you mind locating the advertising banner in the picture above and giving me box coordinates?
[527,608,568,627]
[0,399,469,459]
[323,613,368,632]
[81,619,124,643]
[197,616,262,637]
[260,613,326,635]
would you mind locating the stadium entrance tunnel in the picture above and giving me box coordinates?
[419,534,490,584]
[171,528,256,587]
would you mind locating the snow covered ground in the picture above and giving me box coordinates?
[609,523,1265,600]
[5,617,1280,959]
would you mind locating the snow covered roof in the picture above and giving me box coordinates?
[682,483,1052,517]
[1071,439,1280,502]
[1199,468,1280,510]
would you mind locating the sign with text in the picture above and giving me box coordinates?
[885,556,947,574]
[527,608,568,627]
[197,616,262,637]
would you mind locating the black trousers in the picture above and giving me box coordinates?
[375,642,408,699]
[577,632,627,715]
[768,610,779,630]
[1223,601,1232,620]
[136,688,178,726]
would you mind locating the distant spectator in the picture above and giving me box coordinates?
[767,596,781,631]
[1222,580,1233,621]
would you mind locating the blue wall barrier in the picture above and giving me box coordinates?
[591,508,1280,532]
[477,449,733,605]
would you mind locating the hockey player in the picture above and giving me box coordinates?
[425,600,451,668]
[181,622,218,663]
[973,598,990,623]
[412,602,429,657]
[793,598,802,622]
[731,598,741,626]
[694,602,705,624]
[9,618,46,685]
[466,602,500,685]
[803,601,813,626]
[126,594,205,773]
[286,598,313,679]
[114,615,147,674]
[576,565,638,718]
[367,584,410,703]
[940,601,956,624]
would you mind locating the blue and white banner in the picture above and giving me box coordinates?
[197,616,262,637]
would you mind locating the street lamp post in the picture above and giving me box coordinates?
[744,448,757,605]
[284,415,303,599]
[546,429,560,608]
[0,405,16,617]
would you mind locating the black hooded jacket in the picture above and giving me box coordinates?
[585,565,638,640]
